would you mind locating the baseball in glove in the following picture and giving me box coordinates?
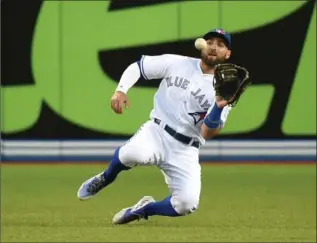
[213,63,251,107]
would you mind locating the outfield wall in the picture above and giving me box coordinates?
[1,1,316,162]
[1,140,316,162]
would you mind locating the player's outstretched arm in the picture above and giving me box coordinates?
[201,124,221,140]
[111,62,140,114]
[200,96,228,140]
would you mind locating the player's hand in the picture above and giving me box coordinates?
[215,96,229,108]
[111,91,130,114]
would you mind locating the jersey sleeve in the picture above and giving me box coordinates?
[138,54,183,80]
[220,106,232,128]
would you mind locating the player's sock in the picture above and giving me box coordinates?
[141,196,180,217]
[102,147,130,185]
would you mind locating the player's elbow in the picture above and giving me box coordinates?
[200,123,221,140]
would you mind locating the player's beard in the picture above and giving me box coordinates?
[201,52,225,68]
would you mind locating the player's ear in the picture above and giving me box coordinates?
[225,50,231,60]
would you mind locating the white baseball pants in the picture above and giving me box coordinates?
[118,119,201,215]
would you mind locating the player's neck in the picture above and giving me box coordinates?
[199,60,215,75]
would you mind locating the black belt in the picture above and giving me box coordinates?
[154,118,200,149]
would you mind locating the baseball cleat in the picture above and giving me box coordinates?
[112,196,155,225]
[77,172,107,200]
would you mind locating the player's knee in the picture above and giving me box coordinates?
[118,145,155,167]
[118,146,139,167]
[171,195,199,216]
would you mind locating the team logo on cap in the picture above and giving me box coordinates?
[217,29,226,34]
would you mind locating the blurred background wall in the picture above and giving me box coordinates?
[1,0,316,162]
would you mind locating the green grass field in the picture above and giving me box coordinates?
[1,163,316,242]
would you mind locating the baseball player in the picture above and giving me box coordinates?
[77,28,249,225]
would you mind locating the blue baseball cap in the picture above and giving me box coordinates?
[203,28,231,49]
